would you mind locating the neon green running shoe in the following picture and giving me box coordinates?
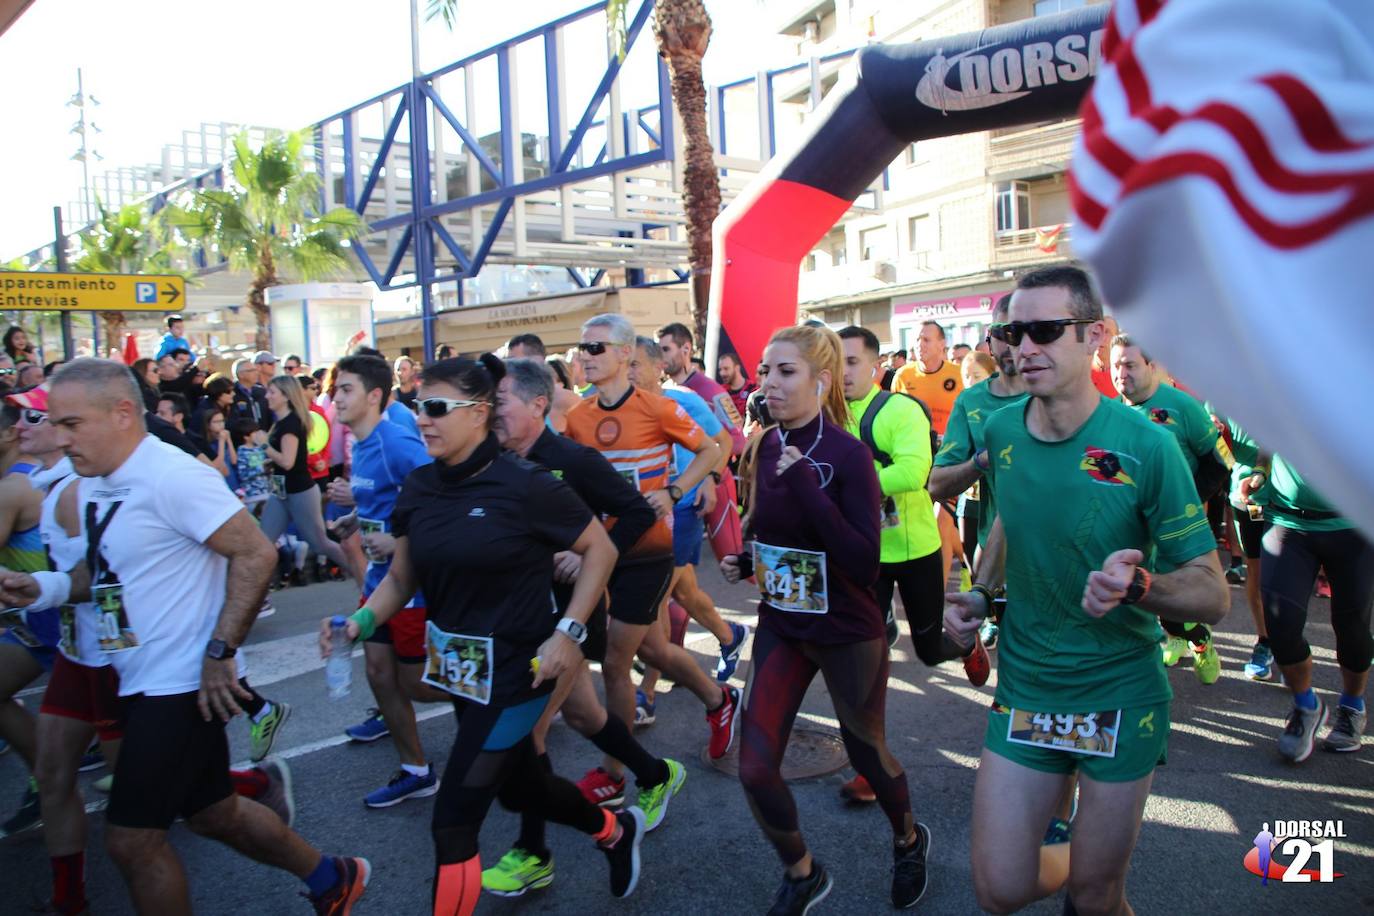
[1161,636,1188,668]
[1192,638,1221,685]
[249,702,291,763]
[481,847,554,897]
[638,758,686,832]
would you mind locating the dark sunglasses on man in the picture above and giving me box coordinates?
[576,341,610,356]
[988,318,1097,347]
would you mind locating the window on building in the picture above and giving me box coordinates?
[995,181,1032,234]
[804,252,818,271]
[859,226,891,261]
[908,214,936,268]
[1034,0,1086,15]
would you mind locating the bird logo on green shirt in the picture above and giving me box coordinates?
[1080,446,1136,487]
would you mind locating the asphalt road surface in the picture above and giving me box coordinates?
[3,561,1372,914]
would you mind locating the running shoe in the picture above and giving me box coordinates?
[1225,565,1246,585]
[307,856,370,915]
[481,847,554,897]
[258,597,276,619]
[0,778,41,838]
[717,622,751,683]
[892,822,932,909]
[344,709,390,743]
[77,743,104,773]
[257,757,297,827]
[767,862,832,916]
[364,766,440,808]
[1277,698,1328,763]
[1323,704,1366,753]
[979,618,999,650]
[92,775,113,794]
[1191,640,1221,686]
[1244,643,1274,681]
[577,768,626,808]
[250,701,292,762]
[1043,817,1073,845]
[962,638,990,687]
[634,689,656,728]
[707,685,742,759]
[839,774,876,804]
[598,807,645,898]
[1161,636,1188,667]
[638,759,685,832]
[1315,576,1331,599]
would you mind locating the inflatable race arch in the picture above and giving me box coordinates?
[706,4,1110,371]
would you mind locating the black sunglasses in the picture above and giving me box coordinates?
[990,318,1096,347]
[416,396,486,418]
[576,341,609,355]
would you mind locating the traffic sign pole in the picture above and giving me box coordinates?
[53,206,74,360]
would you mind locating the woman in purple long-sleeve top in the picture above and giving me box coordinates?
[721,325,930,913]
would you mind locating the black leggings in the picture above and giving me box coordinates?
[961,499,980,567]
[738,624,912,866]
[1261,524,1374,672]
[1233,507,1266,560]
[431,697,606,868]
[877,549,962,665]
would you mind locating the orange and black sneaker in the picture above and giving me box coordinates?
[308,856,370,915]
[962,638,990,687]
[839,774,876,804]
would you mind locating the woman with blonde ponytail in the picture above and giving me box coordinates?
[720,323,929,911]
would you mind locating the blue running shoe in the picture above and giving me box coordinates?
[634,690,656,727]
[1244,642,1274,681]
[364,766,440,808]
[716,622,751,683]
[345,708,391,743]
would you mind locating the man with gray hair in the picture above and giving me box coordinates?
[564,315,740,802]
[0,358,370,914]
[230,357,269,431]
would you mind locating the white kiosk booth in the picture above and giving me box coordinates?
[266,283,375,366]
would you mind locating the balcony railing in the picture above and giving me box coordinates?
[992,224,1073,269]
[988,118,1080,178]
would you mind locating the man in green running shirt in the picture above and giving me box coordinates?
[945,266,1228,916]
[930,295,1029,648]
[1112,334,1234,684]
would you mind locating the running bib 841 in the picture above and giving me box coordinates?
[422,621,494,705]
[1007,708,1120,758]
[753,542,828,614]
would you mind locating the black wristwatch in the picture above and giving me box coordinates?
[205,638,237,660]
[709,470,722,484]
[667,484,684,504]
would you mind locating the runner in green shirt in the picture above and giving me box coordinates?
[1112,334,1234,684]
[930,294,1029,650]
[1240,453,1373,761]
[944,266,1228,916]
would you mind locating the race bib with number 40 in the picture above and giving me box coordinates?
[422,621,494,705]
[1007,708,1120,758]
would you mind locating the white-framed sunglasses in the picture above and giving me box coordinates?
[416,397,487,419]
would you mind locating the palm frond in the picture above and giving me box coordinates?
[425,0,458,29]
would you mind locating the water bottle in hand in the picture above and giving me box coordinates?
[326,615,352,699]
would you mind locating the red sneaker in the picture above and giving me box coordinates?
[577,767,625,807]
[706,685,741,759]
[309,856,370,915]
[963,638,991,687]
[840,774,876,803]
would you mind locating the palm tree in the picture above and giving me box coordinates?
[430,0,722,344]
[71,201,189,354]
[164,130,365,350]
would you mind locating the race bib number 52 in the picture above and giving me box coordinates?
[753,542,828,614]
[422,622,494,705]
[1007,708,1120,758]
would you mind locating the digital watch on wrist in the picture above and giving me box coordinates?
[205,638,237,660]
[556,618,588,645]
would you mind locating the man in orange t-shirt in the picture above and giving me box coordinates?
[889,320,963,436]
[565,313,741,785]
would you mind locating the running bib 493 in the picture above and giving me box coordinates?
[1007,708,1120,758]
[94,584,139,653]
[422,621,494,705]
[753,542,828,614]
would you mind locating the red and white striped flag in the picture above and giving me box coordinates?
[1071,0,1374,537]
